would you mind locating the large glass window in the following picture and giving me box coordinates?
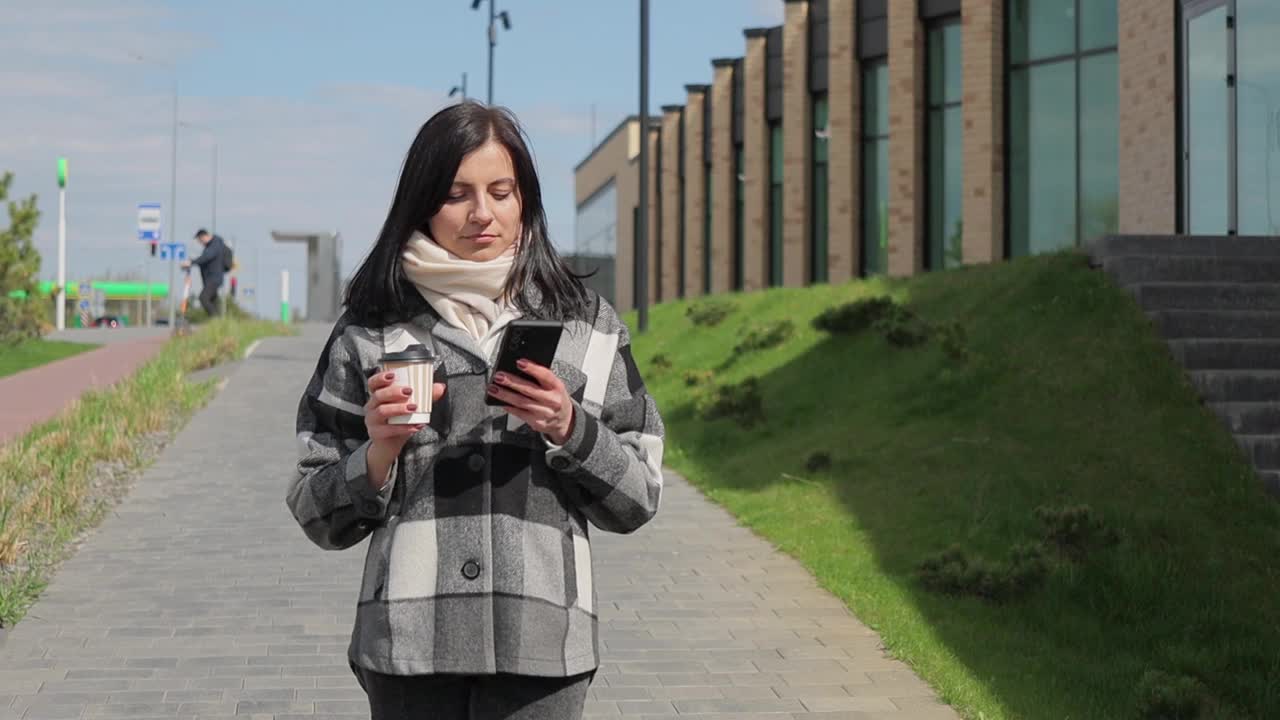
[574,179,617,303]
[927,21,963,270]
[769,121,784,286]
[734,145,744,290]
[812,94,830,283]
[1237,0,1280,235]
[862,61,889,275]
[1185,2,1229,234]
[1008,0,1118,257]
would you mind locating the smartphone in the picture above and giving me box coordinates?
[485,319,565,406]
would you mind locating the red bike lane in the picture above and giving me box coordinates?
[0,337,167,447]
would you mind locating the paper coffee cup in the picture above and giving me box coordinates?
[379,343,435,425]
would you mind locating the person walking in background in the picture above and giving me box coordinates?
[286,102,666,719]
[182,228,228,316]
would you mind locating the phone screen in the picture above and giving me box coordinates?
[487,320,563,405]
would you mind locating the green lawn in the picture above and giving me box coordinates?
[626,251,1280,720]
[0,339,96,379]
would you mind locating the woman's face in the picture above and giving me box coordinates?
[428,138,523,262]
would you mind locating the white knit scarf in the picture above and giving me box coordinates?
[401,231,519,342]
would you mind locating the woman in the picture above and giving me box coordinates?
[286,102,665,719]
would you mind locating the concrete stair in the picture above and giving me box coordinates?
[1088,234,1280,497]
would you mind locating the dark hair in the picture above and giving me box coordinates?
[344,101,591,327]
[194,229,209,239]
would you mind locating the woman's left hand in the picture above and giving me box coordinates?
[487,359,575,445]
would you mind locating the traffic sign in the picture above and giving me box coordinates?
[78,299,90,311]
[137,202,162,242]
[158,243,186,261]
[77,282,91,297]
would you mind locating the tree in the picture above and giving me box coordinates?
[0,172,44,345]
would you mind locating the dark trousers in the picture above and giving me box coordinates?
[354,667,593,720]
[198,281,220,317]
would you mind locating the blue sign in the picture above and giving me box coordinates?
[158,243,186,261]
[77,282,91,296]
[138,202,162,242]
[78,299,90,311]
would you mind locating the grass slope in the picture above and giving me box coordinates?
[627,251,1280,720]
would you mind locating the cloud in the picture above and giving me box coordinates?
[0,1,209,65]
[0,1,586,318]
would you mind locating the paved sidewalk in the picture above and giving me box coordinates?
[0,335,168,447]
[0,328,959,719]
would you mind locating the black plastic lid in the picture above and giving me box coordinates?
[381,343,435,363]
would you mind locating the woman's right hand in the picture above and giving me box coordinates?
[364,371,446,490]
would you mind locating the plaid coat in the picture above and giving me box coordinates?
[286,291,665,677]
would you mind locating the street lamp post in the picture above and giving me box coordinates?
[637,0,650,333]
[449,72,468,101]
[130,52,178,328]
[470,0,511,105]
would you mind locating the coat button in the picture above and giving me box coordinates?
[461,560,481,580]
[549,455,571,471]
[361,500,382,516]
[467,454,485,472]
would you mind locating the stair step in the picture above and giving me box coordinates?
[1149,310,1280,339]
[1168,340,1280,370]
[1208,402,1280,434]
[1130,283,1280,311]
[1190,371,1280,402]
[1089,234,1280,260]
[1233,435,1280,470]
[1101,256,1280,285]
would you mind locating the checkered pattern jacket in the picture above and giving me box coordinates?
[286,290,664,677]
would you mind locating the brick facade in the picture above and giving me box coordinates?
[827,0,859,283]
[573,118,635,311]
[1118,0,1177,234]
[710,60,737,295]
[782,0,812,287]
[576,1,1182,298]
[961,0,1004,264]
[682,85,709,298]
[660,106,684,301]
[742,31,770,293]
[887,0,924,278]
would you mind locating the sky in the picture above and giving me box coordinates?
[1,0,785,320]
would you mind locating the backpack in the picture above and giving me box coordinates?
[219,237,234,272]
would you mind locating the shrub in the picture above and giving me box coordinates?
[683,369,713,387]
[686,300,735,327]
[734,319,794,355]
[875,304,931,348]
[812,296,898,335]
[804,451,832,473]
[1035,504,1120,562]
[916,542,1048,603]
[698,377,766,427]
